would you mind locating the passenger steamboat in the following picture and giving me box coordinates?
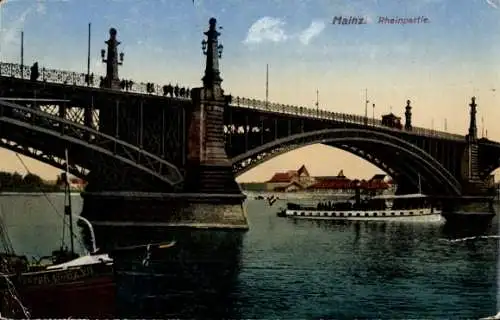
[276,172,443,221]
[277,193,441,220]
[278,183,441,220]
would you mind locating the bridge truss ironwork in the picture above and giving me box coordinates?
[0,136,89,178]
[0,99,184,188]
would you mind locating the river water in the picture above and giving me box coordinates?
[0,193,498,319]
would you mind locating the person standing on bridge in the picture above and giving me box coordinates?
[30,62,39,81]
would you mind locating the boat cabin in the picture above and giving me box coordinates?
[371,193,431,210]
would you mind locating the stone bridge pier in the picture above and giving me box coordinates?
[80,19,247,254]
[181,17,247,228]
[79,23,247,315]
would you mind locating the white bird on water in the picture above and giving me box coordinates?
[480,312,500,320]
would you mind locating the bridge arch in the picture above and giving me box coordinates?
[0,137,89,179]
[327,142,435,190]
[0,99,184,189]
[232,128,462,196]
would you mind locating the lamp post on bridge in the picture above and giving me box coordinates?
[101,28,124,90]
[467,96,478,142]
[185,17,243,197]
[404,100,412,131]
[315,89,319,116]
[372,103,375,125]
[201,18,224,88]
[20,31,24,79]
[364,88,369,125]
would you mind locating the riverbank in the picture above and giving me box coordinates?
[0,191,82,196]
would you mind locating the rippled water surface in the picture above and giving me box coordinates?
[0,194,498,319]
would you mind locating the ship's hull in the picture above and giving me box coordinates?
[1,262,115,318]
[441,211,495,226]
[18,275,115,318]
[284,207,442,221]
[440,197,496,226]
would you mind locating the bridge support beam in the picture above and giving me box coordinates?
[181,17,247,229]
[80,21,247,243]
[79,23,247,302]
[184,87,241,194]
[441,97,496,227]
[460,97,489,195]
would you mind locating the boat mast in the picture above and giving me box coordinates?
[64,148,75,256]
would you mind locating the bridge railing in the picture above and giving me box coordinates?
[0,62,88,86]
[229,96,465,140]
[0,62,464,140]
[0,62,192,99]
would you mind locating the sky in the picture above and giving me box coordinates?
[0,0,499,182]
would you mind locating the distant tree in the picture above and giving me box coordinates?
[0,171,63,192]
[0,172,12,188]
[11,172,23,187]
[22,173,43,188]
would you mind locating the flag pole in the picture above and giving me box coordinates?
[20,30,24,78]
[0,1,3,61]
[265,63,269,108]
[87,22,91,86]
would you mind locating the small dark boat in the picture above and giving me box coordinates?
[0,251,115,318]
[0,149,116,318]
[0,149,177,318]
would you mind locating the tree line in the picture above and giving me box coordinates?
[0,171,61,192]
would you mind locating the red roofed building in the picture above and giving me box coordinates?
[265,166,392,193]
[266,165,315,191]
[306,170,355,193]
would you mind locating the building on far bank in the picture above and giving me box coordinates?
[266,165,316,191]
[306,172,389,195]
[273,181,303,192]
[262,165,391,194]
[306,170,351,193]
[47,175,87,191]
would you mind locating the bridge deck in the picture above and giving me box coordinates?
[0,62,464,141]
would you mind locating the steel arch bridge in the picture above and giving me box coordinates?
[0,99,184,190]
[231,128,462,196]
